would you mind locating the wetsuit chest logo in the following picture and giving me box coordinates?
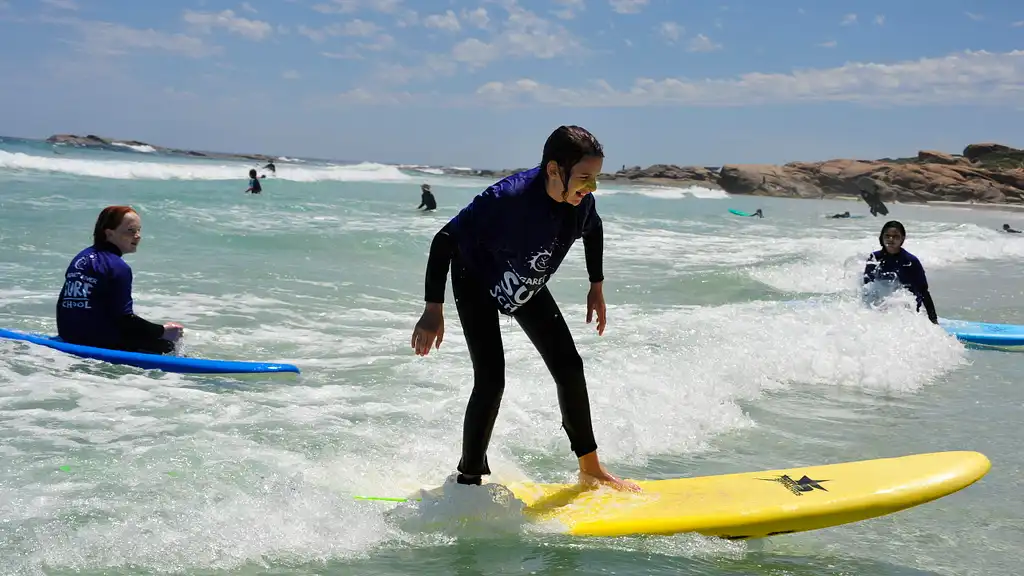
[489,246,560,314]
[527,248,552,273]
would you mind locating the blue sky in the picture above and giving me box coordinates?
[0,0,1022,169]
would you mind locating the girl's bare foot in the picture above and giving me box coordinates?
[578,451,641,493]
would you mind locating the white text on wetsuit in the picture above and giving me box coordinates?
[489,247,557,314]
[61,272,98,309]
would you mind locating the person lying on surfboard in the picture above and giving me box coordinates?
[56,206,184,354]
[410,125,640,494]
[1003,223,1021,234]
[862,220,938,324]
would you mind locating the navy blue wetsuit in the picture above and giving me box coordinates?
[862,248,938,323]
[248,177,262,194]
[423,167,604,477]
[56,243,172,353]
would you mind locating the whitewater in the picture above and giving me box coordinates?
[1,137,1022,576]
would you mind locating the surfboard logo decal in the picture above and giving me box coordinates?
[758,474,829,496]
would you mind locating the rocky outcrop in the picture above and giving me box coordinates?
[709,144,1024,204]
[472,144,1024,205]
[45,134,276,163]
[470,143,1022,205]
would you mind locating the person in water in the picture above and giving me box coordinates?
[1003,223,1021,234]
[245,169,263,194]
[753,208,764,218]
[830,211,851,219]
[56,206,184,353]
[862,220,938,324]
[418,183,437,211]
[410,125,639,493]
[263,160,276,174]
[857,177,888,217]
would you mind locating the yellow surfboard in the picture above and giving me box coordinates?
[503,451,990,539]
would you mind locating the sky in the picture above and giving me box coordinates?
[0,0,1022,169]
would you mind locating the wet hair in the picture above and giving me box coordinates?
[540,125,604,198]
[249,169,257,178]
[93,205,137,246]
[878,220,906,247]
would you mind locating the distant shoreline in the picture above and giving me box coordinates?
[23,134,1024,210]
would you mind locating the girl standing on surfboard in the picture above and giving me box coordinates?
[410,125,639,493]
[56,206,184,353]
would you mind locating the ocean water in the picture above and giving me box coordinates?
[1,137,1023,576]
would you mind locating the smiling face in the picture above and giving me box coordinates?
[546,155,604,206]
[105,211,142,254]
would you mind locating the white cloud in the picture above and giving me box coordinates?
[371,54,457,85]
[687,33,721,52]
[609,0,647,14]
[73,20,220,58]
[461,7,489,29]
[423,10,460,32]
[361,33,395,51]
[282,69,300,79]
[322,49,362,59]
[448,3,584,69]
[965,12,983,21]
[298,19,381,42]
[315,87,425,107]
[658,21,682,43]
[553,0,584,20]
[240,2,257,14]
[472,50,1024,108]
[182,10,272,41]
[312,0,402,14]
[818,40,837,48]
[41,0,77,10]
[840,13,857,26]
[312,1,357,13]
[874,14,885,26]
[1013,21,1024,27]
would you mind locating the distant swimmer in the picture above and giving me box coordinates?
[862,220,938,324]
[418,183,437,211]
[1003,223,1021,233]
[753,208,763,218]
[245,169,263,194]
[830,211,851,219]
[857,177,889,217]
[263,160,276,174]
[56,206,184,354]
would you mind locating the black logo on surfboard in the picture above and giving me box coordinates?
[758,474,829,496]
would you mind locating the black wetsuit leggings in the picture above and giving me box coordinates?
[451,258,598,477]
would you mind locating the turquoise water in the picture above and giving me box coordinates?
[1,138,1023,576]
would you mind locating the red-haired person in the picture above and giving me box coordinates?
[56,206,184,354]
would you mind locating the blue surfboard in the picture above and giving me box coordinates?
[938,319,1024,352]
[0,327,301,374]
